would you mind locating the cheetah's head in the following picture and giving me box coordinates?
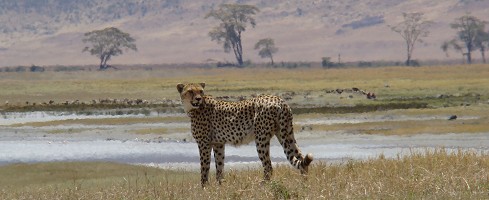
[177,82,205,113]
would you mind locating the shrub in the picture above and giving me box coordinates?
[29,65,45,72]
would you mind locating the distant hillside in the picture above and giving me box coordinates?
[0,0,488,67]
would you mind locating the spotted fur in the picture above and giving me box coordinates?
[177,83,313,186]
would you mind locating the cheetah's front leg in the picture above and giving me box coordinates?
[213,143,225,184]
[197,141,211,187]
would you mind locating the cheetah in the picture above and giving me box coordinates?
[177,83,313,186]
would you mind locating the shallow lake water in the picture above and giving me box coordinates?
[1,110,488,170]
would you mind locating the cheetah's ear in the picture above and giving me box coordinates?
[177,83,185,94]
[199,82,205,89]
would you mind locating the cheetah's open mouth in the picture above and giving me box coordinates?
[191,102,200,107]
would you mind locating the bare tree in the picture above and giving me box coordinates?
[389,12,432,66]
[254,38,278,65]
[82,27,137,70]
[443,14,487,64]
[205,4,259,66]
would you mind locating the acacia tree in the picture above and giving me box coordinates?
[254,38,278,65]
[442,14,487,64]
[389,12,432,66]
[205,4,259,66]
[82,27,137,70]
[474,29,489,63]
[441,39,464,61]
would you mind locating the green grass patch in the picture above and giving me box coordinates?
[292,102,429,114]
[310,117,489,135]
[10,116,188,127]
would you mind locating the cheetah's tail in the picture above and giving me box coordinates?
[278,104,314,174]
[292,153,314,174]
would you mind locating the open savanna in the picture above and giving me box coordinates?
[2,64,489,199]
[1,149,489,199]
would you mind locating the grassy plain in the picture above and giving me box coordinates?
[1,64,488,106]
[1,149,489,199]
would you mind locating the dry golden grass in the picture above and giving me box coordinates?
[1,149,488,199]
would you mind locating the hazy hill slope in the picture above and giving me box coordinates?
[0,0,487,67]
